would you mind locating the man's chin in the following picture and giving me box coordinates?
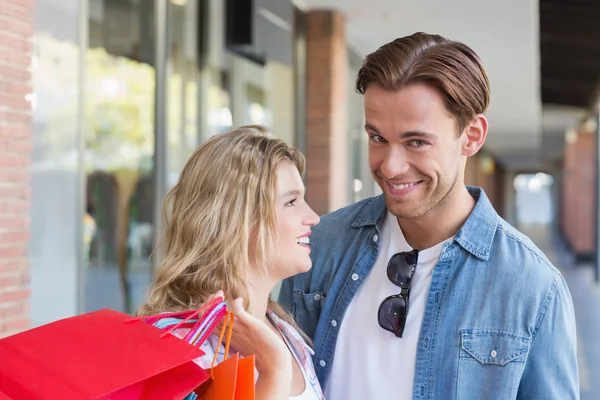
[384,198,424,219]
[389,209,423,220]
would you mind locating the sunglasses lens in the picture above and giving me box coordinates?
[387,253,417,286]
[378,296,407,333]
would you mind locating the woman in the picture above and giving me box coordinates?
[137,125,324,400]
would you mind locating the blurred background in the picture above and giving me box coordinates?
[1,0,599,397]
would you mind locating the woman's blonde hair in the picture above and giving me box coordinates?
[137,125,309,341]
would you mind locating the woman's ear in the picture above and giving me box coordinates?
[462,114,488,157]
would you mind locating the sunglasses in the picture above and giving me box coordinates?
[377,249,419,338]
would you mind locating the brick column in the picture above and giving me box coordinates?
[562,128,595,258]
[0,0,33,336]
[305,10,348,215]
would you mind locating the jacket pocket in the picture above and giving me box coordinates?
[457,330,531,400]
[292,289,326,339]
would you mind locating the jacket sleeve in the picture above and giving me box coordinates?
[517,274,579,399]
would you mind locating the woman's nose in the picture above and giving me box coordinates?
[305,206,320,226]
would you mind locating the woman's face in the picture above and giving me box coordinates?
[271,162,320,280]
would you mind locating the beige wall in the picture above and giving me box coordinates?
[266,62,295,146]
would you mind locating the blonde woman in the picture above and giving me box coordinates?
[137,126,324,400]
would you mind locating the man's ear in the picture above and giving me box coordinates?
[462,114,488,157]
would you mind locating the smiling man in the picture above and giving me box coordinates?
[280,32,579,399]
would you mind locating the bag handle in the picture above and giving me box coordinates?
[126,295,222,325]
[184,302,228,346]
[126,295,226,345]
[210,311,235,376]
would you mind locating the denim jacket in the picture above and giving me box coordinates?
[279,187,579,399]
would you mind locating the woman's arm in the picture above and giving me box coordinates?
[255,367,292,400]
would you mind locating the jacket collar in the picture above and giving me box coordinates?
[350,194,387,228]
[350,186,498,260]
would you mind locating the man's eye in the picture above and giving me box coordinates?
[410,140,427,147]
[370,135,386,143]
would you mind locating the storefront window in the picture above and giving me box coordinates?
[166,0,200,188]
[30,0,289,322]
[29,0,82,327]
[206,70,233,136]
[84,0,156,314]
[245,83,269,126]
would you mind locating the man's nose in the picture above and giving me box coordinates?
[379,147,410,179]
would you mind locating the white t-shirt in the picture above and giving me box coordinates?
[324,212,449,400]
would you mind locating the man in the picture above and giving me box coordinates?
[279,32,579,399]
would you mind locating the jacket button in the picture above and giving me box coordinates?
[373,234,379,242]
[331,320,337,327]
[491,350,497,358]
[351,273,359,281]
[314,293,321,301]
[319,360,326,367]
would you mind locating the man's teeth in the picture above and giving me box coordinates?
[296,236,310,245]
[392,182,418,190]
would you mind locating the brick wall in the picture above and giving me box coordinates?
[0,0,33,336]
[561,129,595,257]
[304,10,348,215]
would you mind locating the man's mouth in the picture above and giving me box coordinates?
[384,180,423,196]
[390,182,420,190]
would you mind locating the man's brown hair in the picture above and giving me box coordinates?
[356,32,490,132]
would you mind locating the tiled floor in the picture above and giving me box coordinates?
[519,224,600,400]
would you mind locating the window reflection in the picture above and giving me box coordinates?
[29,31,81,326]
[166,0,200,187]
[84,0,156,315]
[207,70,233,136]
[245,83,269,126]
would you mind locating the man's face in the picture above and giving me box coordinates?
[364,83,467,219]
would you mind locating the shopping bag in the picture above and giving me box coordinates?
[0,308,212,400]
[192,312,255,400]
[135,296,256,400]
[135,295,230,350]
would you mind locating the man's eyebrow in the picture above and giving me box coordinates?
[400,131,437,139]
[365,123,436,139]
[365,123,380,133]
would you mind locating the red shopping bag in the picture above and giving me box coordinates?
[129,296,255,399]
[192,312,255,400]
[195,353,255,400]
[129,296,256,400]
[0,308,211,400]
